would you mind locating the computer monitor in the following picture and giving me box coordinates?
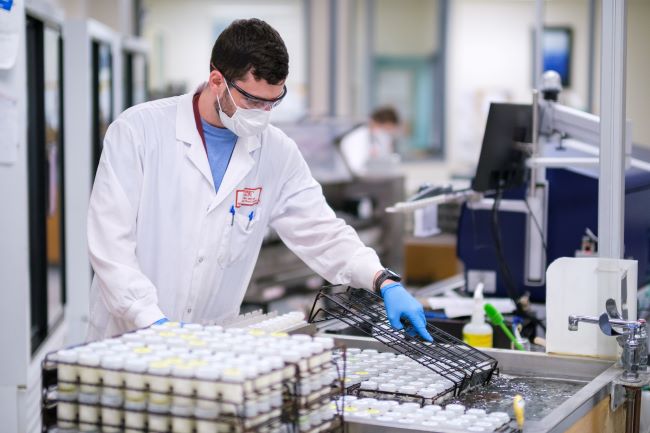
[471,103,533,193]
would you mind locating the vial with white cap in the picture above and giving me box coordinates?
[55,350,79,394]
[171,364,196,407]
[398,385,417,396]
[445,403,466,414]
[378,383,397,393]
[123,358,148,403]
[78,352,101,395]
[360,380,378,391]
[182,323,204,331]
[147,361,172,405]
[280,350,300,380]
[249,360,269,390]
[265,356,284,386]
[194,365,221,411]
[100,356,124,398]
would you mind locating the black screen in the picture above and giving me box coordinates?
[471,103,533,193]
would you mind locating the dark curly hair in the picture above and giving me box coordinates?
[210,18,289,85]
[371,106,400,125]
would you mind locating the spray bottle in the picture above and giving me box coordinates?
[462,283,493,348]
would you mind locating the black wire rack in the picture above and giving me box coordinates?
[308,286,498,396]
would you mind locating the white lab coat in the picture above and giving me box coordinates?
[339,125,393,176]
[86,85,383,341]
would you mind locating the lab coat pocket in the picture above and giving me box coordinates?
[217,210,260,268]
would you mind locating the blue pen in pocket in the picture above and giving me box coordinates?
[229,205,235,226]
[246,210,254,230]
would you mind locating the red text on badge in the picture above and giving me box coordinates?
[235,187,262,208]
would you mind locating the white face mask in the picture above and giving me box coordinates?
[217,85,271,137]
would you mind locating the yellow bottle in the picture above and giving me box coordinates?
[462,283,494,348]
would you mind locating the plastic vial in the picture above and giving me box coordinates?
[147,361,172,405]
[265,356,284,385]
[417,388,439,399]
[148,403,170,433]
[420,404,442,414]
[171,364,196,407]
[360,380,378,391]
[445,403,466,414]
[309,407,322,427]
[123,358,148,403]
[378,382,398,393]
[194,406,219,433]
[78,352,101,395]
[270,387,283,409]
[100,356,124,398]
[56,350,79,393]
[78,392,100,432]
[298,408,311,432]
[124,400,146,433]
[194,365,221,411]
[467,408,487,417]
[56,394,77,431]
[258,393,272,420]
[252,360,270,389]
[100,394,123,433]
[171,405,194,433]
[398,385,417,396]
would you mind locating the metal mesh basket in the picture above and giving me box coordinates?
[308,286,498,396]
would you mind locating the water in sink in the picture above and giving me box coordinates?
[448,374,587,421]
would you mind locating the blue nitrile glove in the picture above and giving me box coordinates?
[381,282,433,342]
[152,318,169,326]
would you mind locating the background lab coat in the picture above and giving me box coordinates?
[86,87,382,341]
[340,125,393,176]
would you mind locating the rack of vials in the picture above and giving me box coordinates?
[336,348,458,406]
[309,287,499,401]
[41,323,344,433]
[336,396,515,432]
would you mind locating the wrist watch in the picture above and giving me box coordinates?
[374,268,402,293]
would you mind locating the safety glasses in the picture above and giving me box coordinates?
[228,79,287,110]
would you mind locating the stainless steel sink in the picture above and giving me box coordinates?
[323,333,619,433]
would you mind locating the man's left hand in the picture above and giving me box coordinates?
[380,282,433,342]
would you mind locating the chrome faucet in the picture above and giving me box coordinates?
[568,299,647,383]
[568,315,599,331]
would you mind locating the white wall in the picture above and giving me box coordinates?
[445,0,650,176]
[142,0,307,121]
[445,0,591,175]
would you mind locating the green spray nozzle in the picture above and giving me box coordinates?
[484,303,525,351]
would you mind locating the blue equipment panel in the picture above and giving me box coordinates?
[457,149,650,302]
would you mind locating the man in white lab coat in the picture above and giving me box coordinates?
[340,106,401,176]
[87,18,432,342]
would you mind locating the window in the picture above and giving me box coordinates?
[26,16,66,353]
[371,0,445,159]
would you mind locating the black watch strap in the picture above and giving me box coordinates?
[374,268,402,292]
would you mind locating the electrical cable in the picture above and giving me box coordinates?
[490,189,519,303]
[490,188,546,332]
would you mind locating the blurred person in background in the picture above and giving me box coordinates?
[340,106,402,176]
